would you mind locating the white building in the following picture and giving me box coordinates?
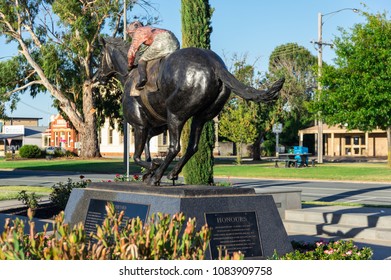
[99,119,169,158]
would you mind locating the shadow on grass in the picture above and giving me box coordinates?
[2,157,179,175]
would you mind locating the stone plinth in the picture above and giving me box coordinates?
[64,182,292,259]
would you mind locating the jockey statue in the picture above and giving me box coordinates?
[126,20,180,90]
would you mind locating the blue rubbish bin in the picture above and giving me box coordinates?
[293,146,309,166]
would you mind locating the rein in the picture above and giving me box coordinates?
[103,40,166,123]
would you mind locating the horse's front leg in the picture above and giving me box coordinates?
[145,118,183,186]
[133,126,156,172]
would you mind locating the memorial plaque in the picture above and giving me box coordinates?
[205,211,262,259]
[84,199,149,238]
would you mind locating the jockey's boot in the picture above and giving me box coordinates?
[136,60,147,90]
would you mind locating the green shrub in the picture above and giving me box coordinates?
[54,149,65,157]
[5,152,20,160]
[0,203,243,260]
[271,239,373,260]
[19,145,42,158]
[17,190,39,210]
[49,177,89,210]
[261,140,275,157]
[65,150,77,157]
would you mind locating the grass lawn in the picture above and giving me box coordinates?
[0,157,130,174]
[0,186,52,201]
[213,161,391,182]
[1,157,391,182]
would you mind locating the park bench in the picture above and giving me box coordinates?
[273,158,298,168]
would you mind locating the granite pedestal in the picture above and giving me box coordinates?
[64,182,293,259]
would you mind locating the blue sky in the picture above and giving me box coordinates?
[1,0,390,125]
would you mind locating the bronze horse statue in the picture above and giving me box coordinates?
[97,37,284,186]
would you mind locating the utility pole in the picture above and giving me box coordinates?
[317,12,324,164]
[313,8,359,164]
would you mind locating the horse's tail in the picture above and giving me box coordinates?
[216,65,284,103]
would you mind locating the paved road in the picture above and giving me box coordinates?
[228,178,391,206]
[1,169,391,206]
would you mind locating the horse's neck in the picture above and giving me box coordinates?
[111,48,128,81]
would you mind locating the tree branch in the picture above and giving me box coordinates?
[23,24,42,48]
[4,80,43,98]
[0,12,20,38]
[15,0,22,36]
[111,12,122,37]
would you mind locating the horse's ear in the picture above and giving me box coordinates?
[99,36,106,47]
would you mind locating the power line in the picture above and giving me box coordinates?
[18,99,55,116]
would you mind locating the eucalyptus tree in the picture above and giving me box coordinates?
[268,43,317,147]
[0,0,133,157]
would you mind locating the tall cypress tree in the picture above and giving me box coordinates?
[180,0,214,185]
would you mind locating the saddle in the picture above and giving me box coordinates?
[129,58,162,97]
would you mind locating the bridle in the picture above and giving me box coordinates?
[96,45,129,83]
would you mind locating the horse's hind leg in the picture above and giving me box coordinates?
[132,126,155,171]
[145,126,167,162]
[167,117,207,181]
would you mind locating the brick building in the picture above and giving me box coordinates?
[46,114,79,154]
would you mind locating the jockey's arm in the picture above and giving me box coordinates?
[128,32,147,67]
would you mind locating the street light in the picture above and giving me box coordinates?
[313,8,359,164]
[123,1,131,180]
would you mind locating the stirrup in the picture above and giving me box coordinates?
[136,79,147,90]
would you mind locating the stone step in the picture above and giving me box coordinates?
[285,206,391,229]
[284,206,391,242]
[284,220,391,241]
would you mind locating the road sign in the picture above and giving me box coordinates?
[272,123,283,133]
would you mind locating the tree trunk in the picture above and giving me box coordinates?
[236,142,242,165]
[78,80,100,158]
[252,133,262,161]
[387,126,391,168]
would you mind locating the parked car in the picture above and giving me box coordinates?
[45,146,65,155]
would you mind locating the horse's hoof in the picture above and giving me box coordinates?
[151,158,163,170]
[167,173,178,181]
[143,173,161,186]
[142,173,150,182]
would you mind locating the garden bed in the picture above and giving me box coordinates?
[0,203,62,220]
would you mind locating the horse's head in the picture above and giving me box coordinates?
[93,37,116,85]
[94,37,129,85]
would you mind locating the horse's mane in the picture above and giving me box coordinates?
[103,37,129,58]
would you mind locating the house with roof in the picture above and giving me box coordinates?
[298,124,388,159]
[0,117,47,156]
